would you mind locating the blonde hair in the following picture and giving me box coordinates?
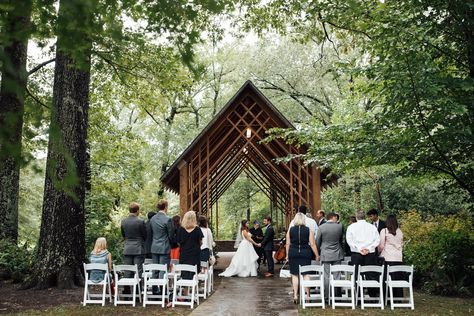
[93,237,107,253]
[293,212,306,226]
[182,211,197,230]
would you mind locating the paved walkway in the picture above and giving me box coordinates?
[190,252,297,316]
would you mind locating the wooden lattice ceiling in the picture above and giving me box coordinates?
[160,81,335,224]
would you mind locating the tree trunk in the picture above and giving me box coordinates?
[33,0,92,289]
[0,0,33,242]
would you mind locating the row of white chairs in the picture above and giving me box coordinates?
[82,259,214,309]
[299,264,414,310]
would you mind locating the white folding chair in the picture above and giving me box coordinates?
[114,264,142,307]
[385,265,414,310]
[168,259,180,292]
[142,263,168,307]
[299,265,325,309]
[83,263,112,306]
[329,264,355,309]
[197,261,209,299]
[356,265,384,309]
[172,264,199,309]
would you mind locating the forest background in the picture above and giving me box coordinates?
[0,0,473,296]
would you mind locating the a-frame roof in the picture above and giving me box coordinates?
[160,80,333,196]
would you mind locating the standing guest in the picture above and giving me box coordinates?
[260,216,275,277]
[344,216,357,256]
[199,216,214,273]
[367,209,386,233]
[150,199,173,294]
[315,210,327,226]
[249,220,264,267]
[89,237,113,283]
[178,211,204,280]
[378,214,404,298]
[289,205,318,237]
[346,210,380,296]
[144,211,156,259]
[286,213,320,304]
[316,212,344,301]
[170,215,181,260]
[121,202,146,293]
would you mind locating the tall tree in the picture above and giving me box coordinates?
[0,0,33,241]
[33,0,94,288]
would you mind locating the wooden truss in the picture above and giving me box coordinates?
[161,81,335,230]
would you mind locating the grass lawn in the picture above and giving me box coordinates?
[299,292,474,315]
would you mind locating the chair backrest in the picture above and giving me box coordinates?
[114,264,139,279]
[330,264,355,274]
[84,262,109,272]
[299,264,323,276]
[143,263,167,276]
[174,264,197,274]
[200,261,209,269]
[387,265,413,282]
[358,265,384,274]
[144,258,153,264]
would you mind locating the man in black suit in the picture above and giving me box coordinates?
[259,216,275,277]
[367,209,386,233]
[315,209,327,226]
[249,220,264,267]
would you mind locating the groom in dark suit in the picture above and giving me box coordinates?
[260,215,275,277]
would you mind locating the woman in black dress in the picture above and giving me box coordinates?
[285,212,320,303]
[177,211,203,281]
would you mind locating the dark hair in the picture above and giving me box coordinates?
[297,205,308,215]
[326,212,338,220]
[348,216,357,224]
[367,208,379,216]
[129,202,140,213]
[241,219,249,231]
[147,211,156,220]
[335,213,340,221]
[156,199,168,211]
[385,214,399,236]
[172,215,181,228]
[199,216,208,228]
[317,210,325,217]
[264,216,272,223]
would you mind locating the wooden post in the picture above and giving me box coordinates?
[311,166,321,218]
[178,160,188,217]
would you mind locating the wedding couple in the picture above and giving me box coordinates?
[219,216,275,277]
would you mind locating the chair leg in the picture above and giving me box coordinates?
[172,284,177,307]
[143,280,147,307]
[380,285,384,310]
[114,285,118,306]
[360,285,365,310]
[351,285,355,310]
[410,286,414,310]
[390,285,394,310]
[102,282,107,306]
[132,284,136,307]
[190,285,195,309]
[83,284,88,306]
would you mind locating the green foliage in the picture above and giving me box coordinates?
[402,210,474,296]
[0,240,33,283]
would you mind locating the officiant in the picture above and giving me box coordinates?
[249,220,264,267]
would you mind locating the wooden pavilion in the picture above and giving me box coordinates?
[160,81,335,236]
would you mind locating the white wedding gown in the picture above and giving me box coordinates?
[219,232,259,277]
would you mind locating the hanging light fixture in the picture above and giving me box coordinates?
[246,127,252,138]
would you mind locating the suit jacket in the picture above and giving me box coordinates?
[316,221,344,262]
[318,218,327,226]
[375,219,386,233]
[121,214,147,255]
[150,211,173,254]
[144,219,153,255]
[261,224,275,251]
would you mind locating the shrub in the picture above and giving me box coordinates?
[401,210,474,296]
[0,240,33,283]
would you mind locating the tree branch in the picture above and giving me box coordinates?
[26,87,49,109]
[27,58,55,76]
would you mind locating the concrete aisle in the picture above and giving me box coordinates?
[190,252,297,316]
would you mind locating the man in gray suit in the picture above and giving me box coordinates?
[150,199,173,282]
[316,212,344,300]
[121,202,147,292]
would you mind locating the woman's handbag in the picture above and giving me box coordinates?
[279,260,291,278]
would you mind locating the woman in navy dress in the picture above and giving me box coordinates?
[286,212,319,303]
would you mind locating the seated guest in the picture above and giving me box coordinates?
[170,215,181,261]
[346,210,380,296]
[286,213,320,304]
[89,237,113,283]
[378,214,404,298]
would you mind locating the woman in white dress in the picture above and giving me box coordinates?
[219,219,260,277]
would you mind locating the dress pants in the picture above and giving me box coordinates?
[351,252,378,297]
[264,250,274,274]
[123,254,145,293]
[322,260,341,300]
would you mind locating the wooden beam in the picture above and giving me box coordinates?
[311,166,321,218]
[178,160,188,217]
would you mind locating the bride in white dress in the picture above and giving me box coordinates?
[219,219,260,277]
